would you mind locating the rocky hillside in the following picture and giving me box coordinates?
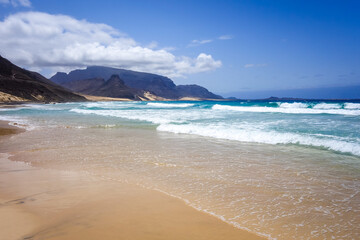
[0,56,86,103]
[51,66,222,100]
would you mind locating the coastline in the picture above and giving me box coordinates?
[0,120,266,240]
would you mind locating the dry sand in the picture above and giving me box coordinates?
[0,121,265,240]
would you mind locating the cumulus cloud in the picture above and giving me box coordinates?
[0,11,221,77]
[0,0,31,7]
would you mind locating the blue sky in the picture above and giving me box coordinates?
[0,0,359,98]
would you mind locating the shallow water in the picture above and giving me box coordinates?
[1,101,360,239]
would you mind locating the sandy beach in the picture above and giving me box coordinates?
[1,1,359,238]
[0,120,265,240]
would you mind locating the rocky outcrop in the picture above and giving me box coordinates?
[0,56,86,103]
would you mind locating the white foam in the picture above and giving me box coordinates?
[82,101,142,109]
[147,102,194,108]
[71,103,360,156]
[212,104,360,115]
[278,102,308,108]
[22,103,68,111]
[157,123,360,156]
[70,108,183,124]
[82,102,114,108]
[0,115,37,131]
[313,103,341,109]
[70,106,211,125]
[344,103,360,109]
[0,107,23,112]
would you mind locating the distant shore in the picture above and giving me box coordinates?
[0,120,265,240]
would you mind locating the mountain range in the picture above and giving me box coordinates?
[0,56,222,103]
[51,66,223,100]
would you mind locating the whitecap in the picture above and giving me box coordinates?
[278,102,308,108]
[147,102,194,108]
[312,103,341,109]
[344,103,360,109]
[212,104,360,115]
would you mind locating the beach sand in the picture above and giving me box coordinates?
[0,121,265,240]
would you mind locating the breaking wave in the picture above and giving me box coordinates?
[157,123,360,156]
[212,104,360,115]
[147,102,195,108]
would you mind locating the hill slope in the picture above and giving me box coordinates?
[0,56,86,103]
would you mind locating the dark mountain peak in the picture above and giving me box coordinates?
[0,55,13,77]
[106,74,125,85]
[50,72,68,84]
[95,75,139,100]
[62,74,140,100]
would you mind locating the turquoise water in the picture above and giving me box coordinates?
[3,100,359,156]
[1,100,360,239]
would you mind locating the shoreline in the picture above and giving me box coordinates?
[0,120,266,240]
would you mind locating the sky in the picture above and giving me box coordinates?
[0,0,359,98]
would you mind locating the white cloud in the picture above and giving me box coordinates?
[188,39,213,47]
[0,11,221,78]
[218,35,233,40]
[244,63,267,68]
[193,39,213,44]
[188,35,233,47]
[0,0,31,7]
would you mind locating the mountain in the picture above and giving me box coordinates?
[0,56,86,103]
[62,75,143,100]
[176,84,222,99]
[62,77,105,96]
[51,66,222,100]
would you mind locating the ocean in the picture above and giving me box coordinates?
[1,100,360,239]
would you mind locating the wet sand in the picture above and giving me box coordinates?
[0,121,265,240]
[0,121,24,136]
